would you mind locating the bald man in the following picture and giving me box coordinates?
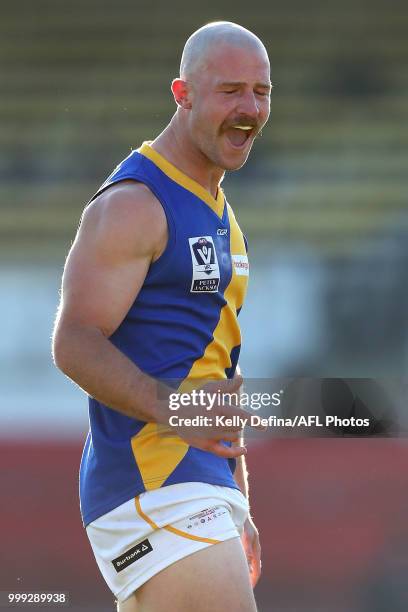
[53,21,271,612]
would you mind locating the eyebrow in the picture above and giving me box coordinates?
[217,81,272,90]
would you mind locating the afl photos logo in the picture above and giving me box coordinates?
[188,236,220,293]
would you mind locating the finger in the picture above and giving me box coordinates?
[206,441,247,458]
[244,546,256,587]
[249,423,268,432]
[221,374,243,393]
[247,416,268,432]
[223,406,266,431]
[250,536,262,587]
[218,430,242,443]
[205,375,243,395]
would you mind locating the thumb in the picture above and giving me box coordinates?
[219,375,244,394]
[204,375,243,395]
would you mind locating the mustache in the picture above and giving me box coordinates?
[221,116,259,132]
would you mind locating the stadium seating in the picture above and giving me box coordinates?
[2,0,407,250]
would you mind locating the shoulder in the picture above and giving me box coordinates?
[84,180,165,232]
[79,180,167,259]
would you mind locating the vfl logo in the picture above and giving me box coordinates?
[189,236,220,293]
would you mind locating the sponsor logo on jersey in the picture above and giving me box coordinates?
[217,228,228,235]
[189,236,220,293]
[232,254,249,276]
[111,538,153,572]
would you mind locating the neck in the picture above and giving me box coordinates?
[150,114,224,199]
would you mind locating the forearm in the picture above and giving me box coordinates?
[53,323,168,423]
[234,451,249,499]
[232,365,249,497]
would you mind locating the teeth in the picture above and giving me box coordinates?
[232,125,253,130]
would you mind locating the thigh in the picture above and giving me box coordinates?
[118,537,257,612]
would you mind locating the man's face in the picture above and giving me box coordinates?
[186,42,271,171]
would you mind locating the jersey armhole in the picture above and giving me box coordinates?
[144,182,177,280]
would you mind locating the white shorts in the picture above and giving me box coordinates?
[86,482,249,603]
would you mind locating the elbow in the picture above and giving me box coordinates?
[52,325,73,375]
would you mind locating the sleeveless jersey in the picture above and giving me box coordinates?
[79,142,249,526]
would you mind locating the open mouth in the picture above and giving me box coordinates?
[224,125,254,149]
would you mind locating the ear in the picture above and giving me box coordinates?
[171,78,192,109]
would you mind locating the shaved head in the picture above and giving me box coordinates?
[167,21,271,174]
[180,21,269,80]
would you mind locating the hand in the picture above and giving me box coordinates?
[160,375,265,459]
[171,376,248,458]
[241,517,262,588]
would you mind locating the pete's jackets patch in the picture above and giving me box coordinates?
[189,236,220,292]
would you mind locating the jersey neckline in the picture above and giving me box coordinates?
[137,141,225,219]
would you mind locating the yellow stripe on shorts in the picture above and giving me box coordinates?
[134,496,220,545]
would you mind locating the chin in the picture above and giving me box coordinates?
[206,144,252,172]
[222,153,251,171]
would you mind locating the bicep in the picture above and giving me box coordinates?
[61,237,150,338]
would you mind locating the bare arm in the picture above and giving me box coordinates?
[232,367,262,587]
[232,365,250,496]
[235,439,262,587]
[234,453,249,498]
[52,181,169,423]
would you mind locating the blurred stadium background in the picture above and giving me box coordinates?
[1,0,407,610]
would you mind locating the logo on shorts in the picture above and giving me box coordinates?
[186,506,228,529]
[189,236,220,293]
[112,538,153,573]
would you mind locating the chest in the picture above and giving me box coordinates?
[146,197,249,310]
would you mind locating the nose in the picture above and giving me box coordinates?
[236,89,259,118]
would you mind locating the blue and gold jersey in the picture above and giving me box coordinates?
[80,143,249,526]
